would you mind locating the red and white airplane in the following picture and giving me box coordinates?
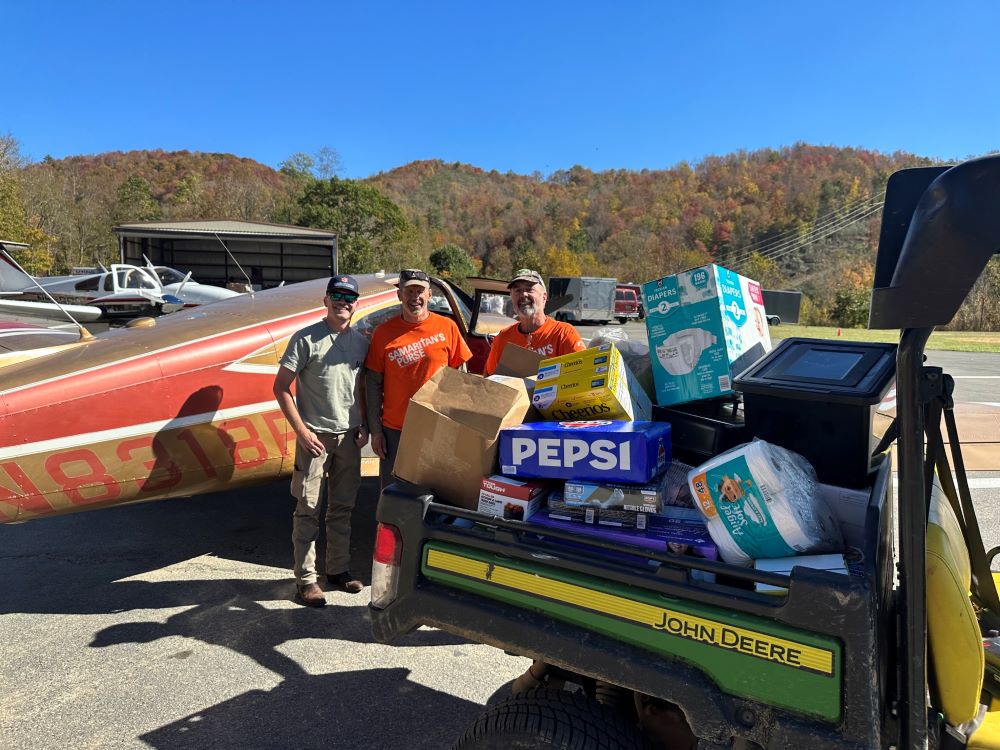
[0,273,512,524]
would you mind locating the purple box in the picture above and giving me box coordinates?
[532,511,717,561]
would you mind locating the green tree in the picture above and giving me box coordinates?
[429,243,477,285]
[280,147,343,180]
[297,178,413,273]
[0,136,55,275]
[116,175,161,222]
[511,240,543,275]
[831,286,870,328]
[740,252,786,288]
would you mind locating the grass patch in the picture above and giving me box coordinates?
[771,325,1000,353]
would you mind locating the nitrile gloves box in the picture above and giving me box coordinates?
[643,264,771,406]
[498,420,671,483]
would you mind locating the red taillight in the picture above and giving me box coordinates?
[373,523,402,566]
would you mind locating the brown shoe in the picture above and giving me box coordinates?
[296,583,326,608]
[327,571,363,594]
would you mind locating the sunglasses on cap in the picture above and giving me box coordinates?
[328,291,359,303]
[400,269,430,283]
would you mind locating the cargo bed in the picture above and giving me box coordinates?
[370,456,895,749]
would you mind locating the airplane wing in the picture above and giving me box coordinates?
[0,295,103,323]
[0,321,87,369]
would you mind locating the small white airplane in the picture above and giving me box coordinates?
[0,243,241,321]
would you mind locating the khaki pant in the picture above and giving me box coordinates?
[291,431,361,585]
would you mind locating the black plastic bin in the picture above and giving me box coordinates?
[734,338,896,488]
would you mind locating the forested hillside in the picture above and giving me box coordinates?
[2,135,996,328]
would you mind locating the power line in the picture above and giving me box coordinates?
[733,203,883,272]
[724,192,884,268]
[728,196,883,268]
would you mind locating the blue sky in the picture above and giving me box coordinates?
[4,1,998,178]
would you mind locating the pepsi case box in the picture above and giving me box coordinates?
[499,420,671,483]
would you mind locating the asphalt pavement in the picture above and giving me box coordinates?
[0,478,527,750]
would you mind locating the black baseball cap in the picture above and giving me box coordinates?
[326,274,359,295]
[399,268,431,289]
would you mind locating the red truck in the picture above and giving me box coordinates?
[614,282,643,323]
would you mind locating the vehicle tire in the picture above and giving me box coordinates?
[616,317,627,325]
[766,314,781,326]
[452,687,645,750]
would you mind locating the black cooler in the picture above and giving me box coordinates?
[734,337,897,488]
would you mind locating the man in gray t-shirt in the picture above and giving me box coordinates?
[273,274,370,608]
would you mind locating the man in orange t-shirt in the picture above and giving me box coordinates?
[365,268,472,488]
[484,268,586,375]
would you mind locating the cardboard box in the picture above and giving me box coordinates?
[643,264,772,406]
[486,372,541,422]
[564,477,663,512]
[546,499,598,524]
[818,483,871,548]
[477,474,549,521]
[394,368,531,508]
[494,343,544,378]
[536,344,616,382]
[530,510,718,561]
[499,420,671,483]
[754,553,849,594]
[531,344,652,421]
[599,506,706,532]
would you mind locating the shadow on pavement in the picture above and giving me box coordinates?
[88,578,465,677]
[0,477,385,615]
[140,667,481,749]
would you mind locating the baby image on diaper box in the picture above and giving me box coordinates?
[642,264,772,406]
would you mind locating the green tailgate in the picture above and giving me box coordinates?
[423,541,842,722]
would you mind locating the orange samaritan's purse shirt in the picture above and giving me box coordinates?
[365,313,473,430]
[484,317,586,375]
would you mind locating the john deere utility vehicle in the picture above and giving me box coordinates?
[369,154,1000,749]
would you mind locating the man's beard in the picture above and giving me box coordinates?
[517,303,536,319]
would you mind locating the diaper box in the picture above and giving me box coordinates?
[643,264,772,406]
[499,420,671,483]
[532,344,652,421]
[477,474,550,521]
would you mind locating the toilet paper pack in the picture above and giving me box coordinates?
[643,264,772,406]
[687,439,842,565]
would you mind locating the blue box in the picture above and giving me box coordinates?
[498,420,671,483]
